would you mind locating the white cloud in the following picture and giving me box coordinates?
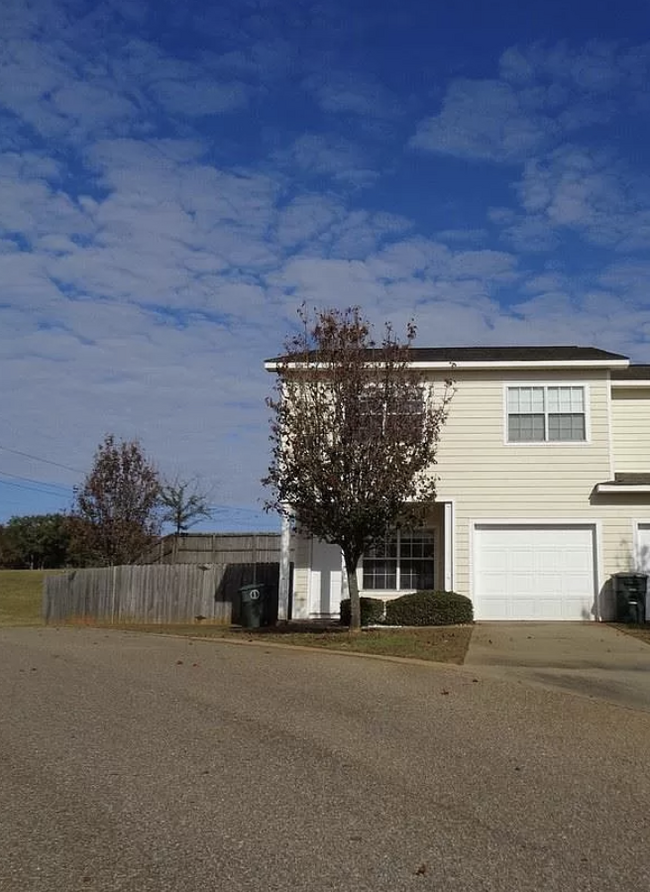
[499,41,650,95]
[148,78,252,116]
[306,71,404,119]
[410,79,556,162]
[506,146,650,251]
[284,132,378,186]
[412,41,650,164]
[274,194,346,248]
[4,12,650,527]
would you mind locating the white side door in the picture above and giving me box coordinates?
[636,524,650,573]
[309,539,343,618]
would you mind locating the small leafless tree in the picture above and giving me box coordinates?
[71,434,161,565]
[160,476,213,534]
[263,307,454,631]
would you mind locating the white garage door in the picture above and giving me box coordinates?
[474,524,597,620]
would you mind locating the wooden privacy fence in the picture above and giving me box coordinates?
[43,562,280,626]
[139,533,284,565]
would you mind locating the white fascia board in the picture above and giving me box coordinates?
[611,379,650,388]
[405,359,629,370]
[596,484,650,493]
[265,359,630,372]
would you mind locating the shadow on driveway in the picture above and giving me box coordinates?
[464,622,650,712]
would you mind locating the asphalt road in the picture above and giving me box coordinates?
[2,628,650,891]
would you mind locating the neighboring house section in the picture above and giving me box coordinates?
[266,346,650,622]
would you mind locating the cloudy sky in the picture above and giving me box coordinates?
[2,0,650,528]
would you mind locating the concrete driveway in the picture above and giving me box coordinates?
[465,622,650,711]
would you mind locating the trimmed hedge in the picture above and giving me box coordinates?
[339,597,385,626]
[385,590,473,626]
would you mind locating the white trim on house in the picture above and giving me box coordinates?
[611,380,650,388]
[444,501,454,591]
[606,380,615,479]
[633,520,650,573]
[502,382,592,445]
[265,359,629,372]
[596,484,650,493]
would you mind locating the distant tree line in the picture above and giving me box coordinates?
[0,434,213,569]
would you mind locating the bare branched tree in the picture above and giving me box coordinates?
[160,476,213,534]
[71,434,161,566]
[263,307,454,631]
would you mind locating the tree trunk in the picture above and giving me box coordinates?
[345,557,361,633]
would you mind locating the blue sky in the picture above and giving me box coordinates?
[2,0,650,530]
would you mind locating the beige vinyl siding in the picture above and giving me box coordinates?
[288,366,650,620]
[611,387,650,473]
[433,369,612,600]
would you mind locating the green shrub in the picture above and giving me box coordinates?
[339,597,385,626]
[385,590,473,626]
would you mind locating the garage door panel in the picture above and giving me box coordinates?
[511,573,537,596]
[511,551,536,572]
[481,574,508,596]
[474,524,596,621]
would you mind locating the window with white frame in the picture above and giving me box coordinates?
[358,386,425,439]
[507,386,586,442]
[362,529,435,590]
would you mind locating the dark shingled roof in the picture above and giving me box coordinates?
[379,346,627,362]
[611,364,650,380]
[267,346,628,363]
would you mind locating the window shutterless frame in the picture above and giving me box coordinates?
[503,382,591,445]
[361,529,436,591]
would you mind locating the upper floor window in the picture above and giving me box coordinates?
[358,386,425,439]
[507,386,586,442]
[362,529,435,590]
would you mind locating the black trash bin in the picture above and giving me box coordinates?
[239,583,265,629]
[613,573,648,623]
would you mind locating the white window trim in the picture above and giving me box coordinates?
[359,528,437,594]
[632,520,650,573]
[503,382,591,445]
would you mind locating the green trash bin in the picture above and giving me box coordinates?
[613,573,648,623]
[239,583,265,629]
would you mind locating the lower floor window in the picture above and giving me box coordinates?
[362,529,435,591]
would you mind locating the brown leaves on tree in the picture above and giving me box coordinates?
[263,306,454,631]
[70,434,161,566]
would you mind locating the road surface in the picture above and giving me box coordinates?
[2,627,650,891]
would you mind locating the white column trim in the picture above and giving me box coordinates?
[444,502,454,591]
[278,510,292,621]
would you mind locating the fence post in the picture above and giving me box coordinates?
[111,565,116,623]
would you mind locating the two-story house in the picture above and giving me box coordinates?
[265,346,650,622]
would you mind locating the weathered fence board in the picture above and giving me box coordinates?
[139,533,286,566]
[43,563,280,625]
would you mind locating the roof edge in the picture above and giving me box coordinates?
[265,358,629,372]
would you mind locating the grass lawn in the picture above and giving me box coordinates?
[0,569,62,627]
[98,622,474,664]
